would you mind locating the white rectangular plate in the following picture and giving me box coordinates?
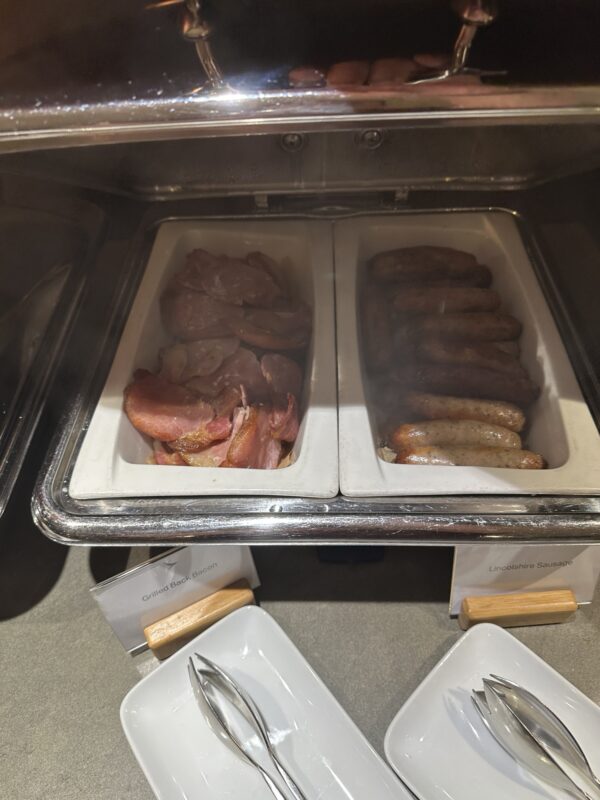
[121,606,411,800]
[335,210,600,495]
[70,219,338,498]
[384,623,600,800]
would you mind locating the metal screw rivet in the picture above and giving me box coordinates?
[280,133,306,153]
[359,129,384,150]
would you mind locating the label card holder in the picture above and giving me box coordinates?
[450,544,600,617]
[91,545,260,653]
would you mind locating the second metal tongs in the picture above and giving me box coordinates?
[187,653,307,800]
[408,0,502,84]
[472,675,600,800]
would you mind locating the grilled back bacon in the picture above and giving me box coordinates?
[125,249,310,470]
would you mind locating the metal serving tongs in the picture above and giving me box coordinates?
[472,676,600,800]
[187,654,307,800]
[408,0,504,84]
[147,0,225,90]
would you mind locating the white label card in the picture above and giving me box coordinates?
[91,545,260,652]
[450,544,600,616]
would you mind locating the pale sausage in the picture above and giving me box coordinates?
[404,392,526,432]
[396,445,545,469]
[391,420,522,450]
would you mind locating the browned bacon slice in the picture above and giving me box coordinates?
[159,338,240,383]
[269,394,299,442]
[181,407,246,468]
[174,248,219,291]
[185,348,269,401]
[160,288,243,341]
[124,371,230,444]
[229,302,312,350]
[176,249,282,307]
[168,414,232,453]
[245,251,288,295]
[211,385,243,417]
[247,300,311,334]
[226,406,282,469]
[152,441,187,466]
[260,353,303,399]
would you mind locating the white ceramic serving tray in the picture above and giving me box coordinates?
[70,220,338,499]
[335,211,600,496]
[121,606,411,800]
[384,623,600,800]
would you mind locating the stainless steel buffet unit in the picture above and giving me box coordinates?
[2,0,600,545]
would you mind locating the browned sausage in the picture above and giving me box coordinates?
[398,364,539,406]
[391,420,522,450]
[404,392,526,432]
[362,284,393,371]
[492,340,520,357]
[413,53,450,69]
[288,66,326,88]
[393,287,500,314]
[417,338,526,376]
[414,312,522,341]
[395,445,545,469]
[369,246,491,286]
[397,276,493,289]
[326,61,370,87]
[369,57,418,85]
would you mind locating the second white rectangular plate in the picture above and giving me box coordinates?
[384,623,600,800]
[121,606,411,800]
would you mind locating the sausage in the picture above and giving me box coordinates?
[391,420,522,450]
[413,53,450,69]
[414,312,522,341]
[404,392,526,432]
[288,66,326,88]
[393,287,500,314]
[369,246,491,286]
[362,284,393,371]
[397,276,493,289]
[395,446,545,469]
[398,364,540,406]
[369,57,418,85]
[326,61,370,87]
[492,340,520,357]
[417,338,526,376]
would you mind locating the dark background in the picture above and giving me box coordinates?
[1,0,599,103]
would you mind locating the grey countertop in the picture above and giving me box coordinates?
[2,462,600,800]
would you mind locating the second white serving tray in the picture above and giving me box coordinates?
[70,219,338,499]
[334,210,600,496]
[384,623,600,800]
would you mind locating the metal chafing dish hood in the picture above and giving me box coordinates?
[1,0,600,151]
[1,0,600,544]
